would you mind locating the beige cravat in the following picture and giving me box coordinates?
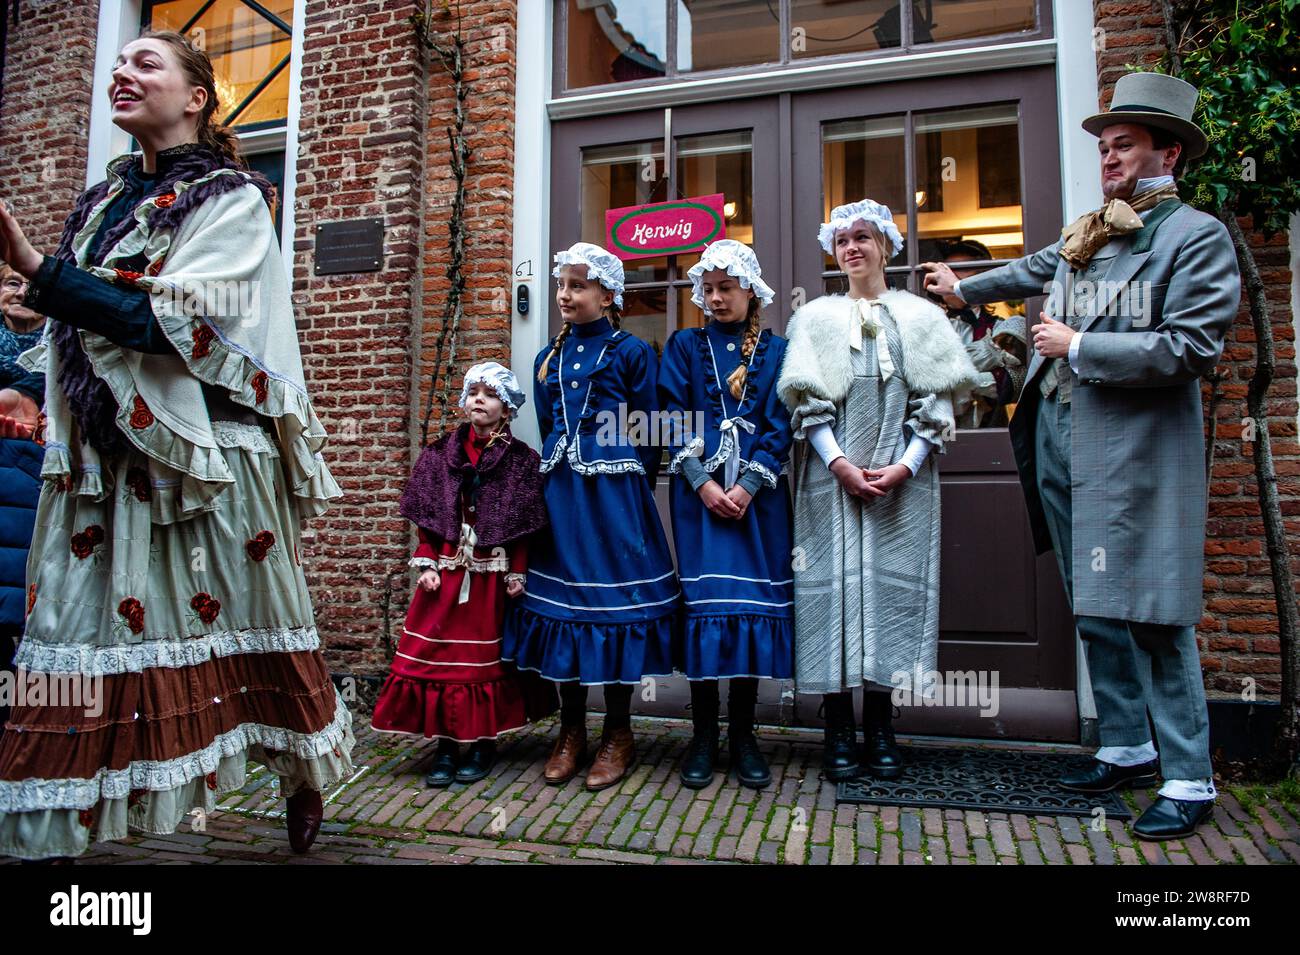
[849,298,894,382]
[1058,184,1178,268]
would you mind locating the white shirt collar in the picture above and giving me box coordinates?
[1134,174,1175,194]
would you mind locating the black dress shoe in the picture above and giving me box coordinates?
[862,691,903,780]
[1058,758,1158,794]
[679,729,719,789]
[454,740,497,784]
[729,732,771,789]
[1133,796,1215,841]
[821,693,861,781]
[425,739,459,788]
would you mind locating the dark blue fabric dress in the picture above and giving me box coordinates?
[658,320,794,680]
[502,316,679,684]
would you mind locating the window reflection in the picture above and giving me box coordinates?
[567,0,668,88]
[147,0,293,128]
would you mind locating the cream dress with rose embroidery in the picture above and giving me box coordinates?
[0,150,352,860]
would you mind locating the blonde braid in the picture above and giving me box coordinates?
[726,299,762,400]
[537,322,572,383]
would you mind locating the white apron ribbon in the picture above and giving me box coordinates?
[718,416,756,489]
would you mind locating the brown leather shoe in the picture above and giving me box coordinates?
[585,727,636,791]
[544,724,587,785]
[286,788,324,853]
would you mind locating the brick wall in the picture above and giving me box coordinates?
[0,0,99,252]
[291,0,428,675]
[416,2,517,438]
[1094,0,1299,699]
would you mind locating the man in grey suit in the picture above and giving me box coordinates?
[924,73,1240,841]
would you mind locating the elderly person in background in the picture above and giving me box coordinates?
[0,263,46,737]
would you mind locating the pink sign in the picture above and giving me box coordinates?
[605,193,727,261]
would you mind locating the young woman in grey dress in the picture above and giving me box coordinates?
[777,200,978,780]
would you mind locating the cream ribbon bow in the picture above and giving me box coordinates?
[849,298,894,383]
[718,416,756,489]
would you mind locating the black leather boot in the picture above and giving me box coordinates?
[821,692,860,781]
[680,681,720,789]
[862,690,903,780]
[455,739,497,784]
[727,678,770,789]
[425,738,459,788]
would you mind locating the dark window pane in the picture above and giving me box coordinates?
[791,0,900,57]
[678,0,781,71]
[917,0,1037,44]
[821,116,907,270]
[914,106,1024,263]
[581,141,669,284]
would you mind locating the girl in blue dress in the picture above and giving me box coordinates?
[503,242,679,791]
[658,240,794,790]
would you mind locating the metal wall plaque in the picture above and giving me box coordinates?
[313,218,384,275]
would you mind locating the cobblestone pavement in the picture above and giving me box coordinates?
[11,716,1300,865]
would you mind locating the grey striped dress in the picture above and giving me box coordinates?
[788,309,954,696]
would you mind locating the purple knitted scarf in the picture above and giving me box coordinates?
[49,146,275,456]
[399,423,549,548]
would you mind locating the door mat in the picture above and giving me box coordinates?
[836,747,1133,819]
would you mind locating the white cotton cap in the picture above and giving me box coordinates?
[818,198,904,258]
[551,242,626,308]
[460,361,526,413]
[686,239,776,312]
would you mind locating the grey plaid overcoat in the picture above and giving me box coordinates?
[959,201,1240,626]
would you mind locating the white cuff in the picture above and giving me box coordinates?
[1095,742,1157,767]
[1068,331,1082,373]
[952,278,966,304]
[807,421,845,469]
[899,432,932,476]
[1158,778,1217,801]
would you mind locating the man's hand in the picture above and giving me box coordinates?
[921,262,965,310]
[863,463,911,495]
[699,479,742,519]
[0,389,38,440]
[0,201,44,278]
[723,484,753,519]
[417,569,441,592]
[1032,310,1074,359]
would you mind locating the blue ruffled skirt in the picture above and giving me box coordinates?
[503,459,679,684]
[670,473,795,680]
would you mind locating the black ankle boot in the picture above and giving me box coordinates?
[455,739,497,784]
[821,692,860,781]
[729,731,771,789]
[425,738,459,788]
[863,691,903,780]
[680,726,719,789]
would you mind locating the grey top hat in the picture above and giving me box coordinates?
[1081,72,1208,160]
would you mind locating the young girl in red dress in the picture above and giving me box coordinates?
[371,362,557,786]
